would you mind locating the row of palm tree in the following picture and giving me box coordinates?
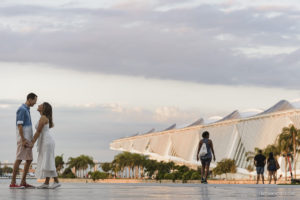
[56,154,95,178]
[246,125,300,180]
[55,152,200,180]
[67,155,95,177]
[101,152,200,180]
[111,152,149,178]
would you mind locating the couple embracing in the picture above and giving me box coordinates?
[9,93,60,189]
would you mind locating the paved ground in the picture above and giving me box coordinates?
[1,179,300,200]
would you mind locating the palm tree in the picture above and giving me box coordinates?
[111,160,120,178]
[282,125,300,178]
[245,147,260,168]
[101,162,112,173]
[277,126,296,180]
[113,152,127,178]
[67,157,80,177]
[131,153,141,178]
[55,154,65,175]
[139,155,149,178]
[79,155,95,177]
[144,159,158,178]
[121,152,131,178]
[67,155,94,178]
[263,144,280,157]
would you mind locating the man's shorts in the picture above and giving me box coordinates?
[256,166,264,174]
[16,140,33,161]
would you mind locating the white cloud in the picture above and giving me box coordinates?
[154,106,185,122]
[215,33,236,41]
[2,0,300,163]
[233,46,299,58]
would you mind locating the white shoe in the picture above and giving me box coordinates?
[49,182,61,189]
[37,183,49,189]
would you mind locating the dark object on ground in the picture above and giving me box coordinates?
[291,179,300,184]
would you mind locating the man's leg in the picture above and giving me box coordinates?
[20,160,32,185]
[256,173,260,184]
[11,160,22,185]
[262,174,265,184]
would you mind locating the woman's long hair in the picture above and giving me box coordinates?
[42,102,54,128]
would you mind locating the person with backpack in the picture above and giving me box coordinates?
[267,152,279,184]
[196,131,216,184]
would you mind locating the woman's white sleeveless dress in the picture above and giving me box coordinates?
[35,122,57,179]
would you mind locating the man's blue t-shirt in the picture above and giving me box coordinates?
[16,104,33,142]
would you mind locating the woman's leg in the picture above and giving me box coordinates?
[273,172,277,184]
[268,171,272,184]
[201,166,205,180]
[44,177,50,185]
[204,165,209,180]
[54,177,59,183]
[205,162,210,181]
[200,160,205,180]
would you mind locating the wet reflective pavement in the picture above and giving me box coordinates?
[1,179,300,200]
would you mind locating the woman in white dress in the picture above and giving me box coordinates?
[30,102,61,189]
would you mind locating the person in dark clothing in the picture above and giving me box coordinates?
[254,150,266,184]
[196,131,216,184]
[267,152,279,184]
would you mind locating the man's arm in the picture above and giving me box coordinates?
[16,108,28,147]
[18,124,28,147]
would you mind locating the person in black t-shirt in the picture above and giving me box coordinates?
[254,150,266,184]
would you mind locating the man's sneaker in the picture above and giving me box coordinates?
[49,182,61,189]
[37,183,49,189]
[20,183,35,189]
[9,184,25,189]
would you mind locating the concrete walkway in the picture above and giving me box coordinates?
[1,179,300,200]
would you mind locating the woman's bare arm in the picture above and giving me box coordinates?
[209,140,216,161]
[196,140,203,161]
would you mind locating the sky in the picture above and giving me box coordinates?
[1,0,300,163]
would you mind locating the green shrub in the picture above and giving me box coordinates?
[213,159,237,176]
[164,173,175,180]
[90,171,109,181]
[60,167,76,178]
[191,172,201,180]
[182,171,193,182]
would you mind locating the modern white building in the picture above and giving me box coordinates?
[110,100,300,177]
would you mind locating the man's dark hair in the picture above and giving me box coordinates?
[27,93,37,100]
[202,131,209,138]
[258,149,262,154]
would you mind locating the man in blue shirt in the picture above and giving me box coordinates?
[10,93,37,189]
